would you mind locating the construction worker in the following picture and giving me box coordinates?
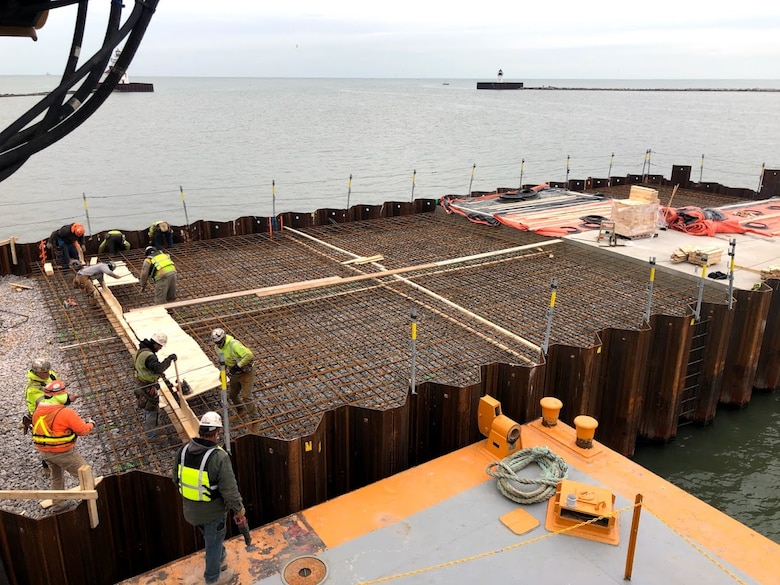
[23,358,71,475]
[46,222,86,269]
[173,412,244,585]
[134,332,177,442]
[148,220,174,249]
[98,230,131,256]
[73,261,121,304]
[139,246,177,305]
[211,328,258,423]
[31,380,94,512]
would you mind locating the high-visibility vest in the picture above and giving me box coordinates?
[177,444,220,502]
[215,336,253,369]
[150,252,175,282]
[134,348,158,383]
[32,406,76,449]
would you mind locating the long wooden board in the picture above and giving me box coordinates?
[124,307,221,401]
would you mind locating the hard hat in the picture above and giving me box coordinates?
[158,221,170,232]
[199,411,223,431]
[145,246,156,257]
[211,328,226,344]
[150,332,168,346]
[71,223,85,237]
[31,358,51,372]
[107,261,116,271]
[44,380,67,395]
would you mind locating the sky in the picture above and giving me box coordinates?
[2,1,780,78]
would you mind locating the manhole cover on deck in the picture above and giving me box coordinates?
[281,556,329,585]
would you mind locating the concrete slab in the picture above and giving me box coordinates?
[564,226,779,291]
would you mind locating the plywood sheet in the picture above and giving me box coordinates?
[102,260,139,286]
[124,307,220,400]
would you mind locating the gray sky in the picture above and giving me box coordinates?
[2,1,780,78]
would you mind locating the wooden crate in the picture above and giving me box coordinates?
[629,185,660,203]
[612,199,658,238]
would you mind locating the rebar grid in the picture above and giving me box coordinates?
[30,201,737,475]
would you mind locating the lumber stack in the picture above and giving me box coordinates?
[612,186,660,239]
[670,245,723,266]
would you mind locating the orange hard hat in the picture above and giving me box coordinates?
[71,223,85,236]
[44,380,67,395]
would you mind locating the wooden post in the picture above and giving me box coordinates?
[78,465,99,528]
[624,493,643,580]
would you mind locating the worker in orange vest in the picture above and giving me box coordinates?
[31,380,95,512]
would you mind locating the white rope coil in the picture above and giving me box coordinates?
[486,445,569,505]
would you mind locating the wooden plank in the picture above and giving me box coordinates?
[103,260,139,286]
[9,282,32,290]
[44,262,54,276]
[0,489,98,501]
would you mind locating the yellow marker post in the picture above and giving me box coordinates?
[179,185,190,236]
[541,279,558,356]
[82,192,92,235]
[218,354,231,453]
[643,257,656,323]
[410,308,418,395]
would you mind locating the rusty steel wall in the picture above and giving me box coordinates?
[594,326,653,457]
[638,314,695,441]
[544,344,602,422]
[4,188,780,585]
[755,279,780,390]
[720,286,773,405]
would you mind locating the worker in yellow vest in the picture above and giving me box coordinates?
[174,412,244,585]
[139,246,178,304]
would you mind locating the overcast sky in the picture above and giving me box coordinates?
[2,1,780,78]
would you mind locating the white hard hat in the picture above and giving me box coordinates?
[199,411,223,431]
[211,328,226,344]
[150,332,168,346]
[31,357,51,372]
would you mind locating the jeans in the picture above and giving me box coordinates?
[154,229,174,248]
[143,408,159,439]
[199,514,227,584]
[58,240,79,267]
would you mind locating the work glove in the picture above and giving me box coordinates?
[168,353,178,362]
[20,414,32,435]
[234,508,247,525]
[228,365,241,376]
[86,418,95,427]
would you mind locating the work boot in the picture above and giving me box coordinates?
[210,567,234,585]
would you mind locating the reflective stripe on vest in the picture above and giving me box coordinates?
[150,252,175,282]
[134,348,158,383]
[177,444,218,502]
[32,406,76,447]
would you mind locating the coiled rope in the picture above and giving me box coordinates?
[486,445,569,504]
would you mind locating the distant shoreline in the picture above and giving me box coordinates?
[7,86,780,98]
[522,86,780,92]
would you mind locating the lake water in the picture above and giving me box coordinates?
[2,77,780,243]
[1,76,779,542]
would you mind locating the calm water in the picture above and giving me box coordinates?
[1,77,780,243]
[1,77,779,542]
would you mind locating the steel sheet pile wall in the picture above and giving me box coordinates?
[2,187,780,584]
